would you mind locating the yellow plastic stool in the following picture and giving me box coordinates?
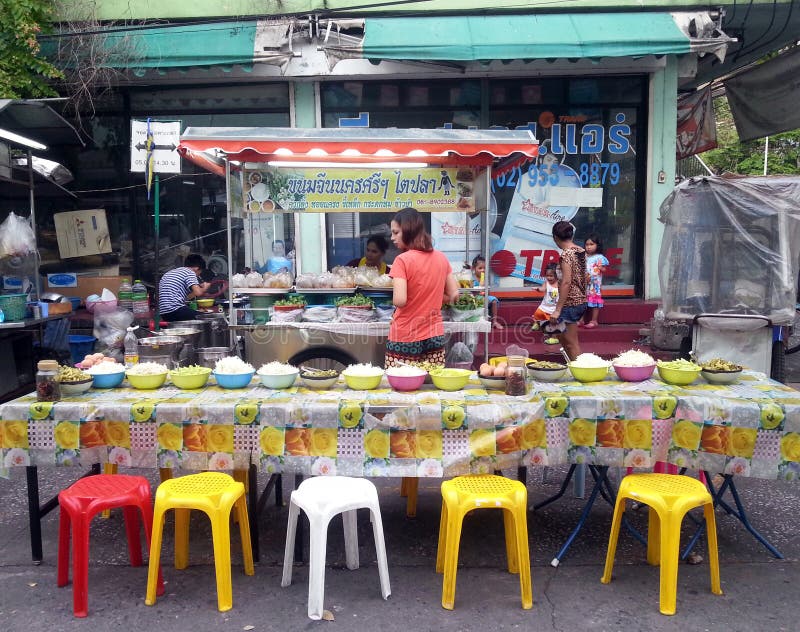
[488,356,508,367]
[601,473,722,615]
[145,472,254,612]
[436,475,532,610]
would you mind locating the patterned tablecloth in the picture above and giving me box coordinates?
[1,371,799,481]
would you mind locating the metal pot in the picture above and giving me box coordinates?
[138,335,184,365]
[196,346,230,369]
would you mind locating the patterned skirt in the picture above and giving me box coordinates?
[385,335,446,368]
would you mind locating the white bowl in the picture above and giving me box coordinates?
[701,369,742,384]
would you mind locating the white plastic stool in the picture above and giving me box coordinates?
[281,476,391,620]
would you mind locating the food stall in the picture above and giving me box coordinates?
[177,128,538,368]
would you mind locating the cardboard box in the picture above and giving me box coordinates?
[45,275,124,303]
[53,209,112,259]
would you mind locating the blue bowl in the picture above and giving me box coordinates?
[91,370,125,389]
[213,371,255,389]
[67,296,82,311]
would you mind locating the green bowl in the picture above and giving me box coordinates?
[342,372,384,390]
[657,365,701,386]
[568,364,610,383]
[429,368,472,391]
[126,371,168,390]
[169,367,212,389]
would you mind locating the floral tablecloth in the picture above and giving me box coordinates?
[1,371,799,481]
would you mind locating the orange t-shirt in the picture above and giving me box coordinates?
[389,249,451,343]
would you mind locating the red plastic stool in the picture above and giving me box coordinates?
[57,474,164,617]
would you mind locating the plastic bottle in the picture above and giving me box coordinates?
[124,325,140,367]
[131,280,149,314]
[118,278,133,311]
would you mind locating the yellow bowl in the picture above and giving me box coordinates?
[429,368,472,391]
[196,298,215,308]
[126,371,168,390]
[657,365,701,386]
[169,367,212,389]
[568,364,610,383]
[342,371,384,390]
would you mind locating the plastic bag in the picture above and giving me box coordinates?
[302,305,337,323]
[376,304,395,322]
[446,341,474,367]
[0,213,37,259]
[245,271,263,287]
[337,306,376,323]
[449,307,484,322]
[92,309,134,360]
[271,307,303,323]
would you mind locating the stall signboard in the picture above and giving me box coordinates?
[242,166,474,214]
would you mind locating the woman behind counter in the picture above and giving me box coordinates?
[386,207,459,368]
[346,235,391,273]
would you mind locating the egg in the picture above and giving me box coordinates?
[479,363,493,377]
[493,365,507,377]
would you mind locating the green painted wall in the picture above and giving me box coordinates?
[646,58,678,301]
[293,82,324,273]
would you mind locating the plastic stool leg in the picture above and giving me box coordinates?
[234,496,254,575]
[281,500,300,587]
[101,463,118,519]
[704,502,722,596]
[435,500,448,573]
[658,512,681,616]
[369,503,391,600]
[405,478,419,518]
[400,477,408,497]
[70,512,91,617]
[512,505,533,610]
[502,508,519,574]
[601,497,625,584]
[209,509,234,612]
[138,498,164,596]
[158,468,172,483]
[57,504,71,587]
[343,509,360,570]
[145,505,167,606]
[174,508,191,569]
[122,505,143,566]
[441,506,464,610]
[306,515,330,620]
[646,506,661,566]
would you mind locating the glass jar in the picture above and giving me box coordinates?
[505,356,528,396]
[36,359,61,402]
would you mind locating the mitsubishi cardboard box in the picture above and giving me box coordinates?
[53,209,112,259]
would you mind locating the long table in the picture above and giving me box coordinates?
[2,370,799,561]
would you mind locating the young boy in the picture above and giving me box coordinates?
[532,264,565,339]
[471,255,503,329]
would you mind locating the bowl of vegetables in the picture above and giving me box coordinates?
[448,293,485,321]
[612,349,657,382]
[212,357,256,389]
[700,358,743,384]
[273,295,307,311]
[299,368,340,389]
[58,365,93,395]
[656,359,702,385]
[429,368,472,391]
[170,365,212,389]
[526,360,568,382]
[126,362,169,390]
[257,362,299,389]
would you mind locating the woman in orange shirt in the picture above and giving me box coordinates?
[386,207,460,368]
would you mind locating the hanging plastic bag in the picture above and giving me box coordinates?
[445,341,474,369]
[92,309,134,361]
[337,306,376,323]
[376,304,395,322]
[0,212,37,259]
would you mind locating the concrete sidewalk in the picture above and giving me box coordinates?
[1,465,797,632]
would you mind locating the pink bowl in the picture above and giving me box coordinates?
[613,363,656,382]
[387,372,426,391]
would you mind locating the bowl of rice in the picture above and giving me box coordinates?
[342,363,385,390]
[213,356,256,389]
[257,362,299,389]
[386,365,427,391]
[612,349,656,382]
[568,353,611,383]
[126,362,169,390]
[86,361,126,388]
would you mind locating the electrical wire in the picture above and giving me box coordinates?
[71,172,216,194]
